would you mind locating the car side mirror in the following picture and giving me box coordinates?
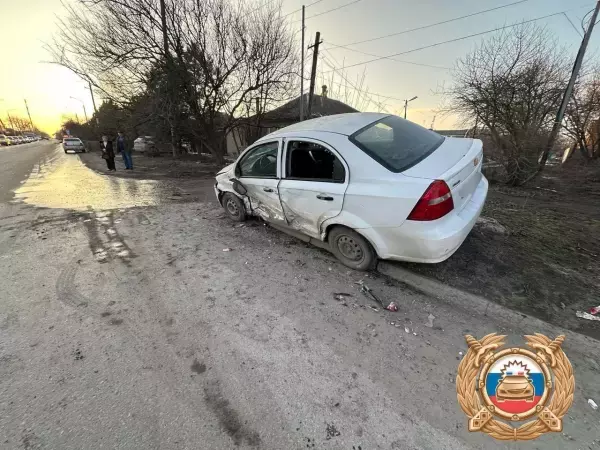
[231,178,247,196]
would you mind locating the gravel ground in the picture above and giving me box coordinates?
[1,198,599,449]
[1,144,599,449]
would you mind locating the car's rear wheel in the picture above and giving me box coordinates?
[222,193,246,222]
[328,226,376,271]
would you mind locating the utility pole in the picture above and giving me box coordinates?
[403,96,418,119]
[538,0,600,173]
[88,81,98,114]
[75,113,80,124]
[307,31,322,118]
[7,112,15,131]
[299,5,305,121]
[24,99,34,131]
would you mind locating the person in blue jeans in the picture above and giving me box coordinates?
[116,131,133,170]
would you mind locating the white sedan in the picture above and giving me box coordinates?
[215,112,488,270]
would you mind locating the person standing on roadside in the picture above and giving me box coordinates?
[100,135,116,171]
[117,131,133,170]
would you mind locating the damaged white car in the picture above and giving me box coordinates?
[215,112,488,270]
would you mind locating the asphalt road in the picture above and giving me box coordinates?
[0,141,58,202]
[0,142,598,449]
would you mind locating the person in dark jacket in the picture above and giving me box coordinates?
[100,135,116,171]
[116,131,133,170]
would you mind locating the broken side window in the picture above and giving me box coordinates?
[286,141,345,183]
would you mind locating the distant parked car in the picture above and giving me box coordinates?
[11,136,23,145]
[62,137,86,153]
[133,136,156,153]
[0,134,10,146]
[215,112,488,270]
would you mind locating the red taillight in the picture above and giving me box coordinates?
[407,180,454,221]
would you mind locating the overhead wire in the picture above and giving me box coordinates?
[321,8,593,73]
[327,0,533,48]
[563,12,583,37]
[320,54,399,109]
[293,0,364,22]
[324,43,451,70]
[283,0,328,18]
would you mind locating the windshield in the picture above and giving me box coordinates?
[350,115,444,173]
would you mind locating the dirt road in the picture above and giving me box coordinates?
[1,143,598,449]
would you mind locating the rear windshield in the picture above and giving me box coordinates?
[64,138,80,142]
[349,115,444,172]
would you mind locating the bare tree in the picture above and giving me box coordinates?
[48,0,298,163]
[564,71,600,160]
[445,24,571,185]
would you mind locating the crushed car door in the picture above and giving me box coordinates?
[237,140,286,223]
[278,139,348,239]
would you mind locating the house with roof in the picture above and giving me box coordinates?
[226,86,358,156]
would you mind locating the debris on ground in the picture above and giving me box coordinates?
[576,311,600,321]
[359,283,397,311]
[332,292,352,306]
[425,313,435,328]
[222,248,232,252]
[475,216,508,235]
[560,302,566,310]
[404,327,410,334]
[589,399,598,410]
[589,305,600,315]
[459,351,464,356]
[368,305,379,312]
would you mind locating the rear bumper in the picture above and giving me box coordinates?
[363,175,488,263]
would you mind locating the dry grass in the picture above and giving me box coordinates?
[404,161,600,339]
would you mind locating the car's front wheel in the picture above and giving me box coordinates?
[221,192,246,222]
[328,226,376,271]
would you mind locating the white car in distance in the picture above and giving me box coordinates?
[133,136,155,153]
[215,112,488,270]
[62,137,86,153]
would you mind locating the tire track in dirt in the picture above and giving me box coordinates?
[53,208,262,447]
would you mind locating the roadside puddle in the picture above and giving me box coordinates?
[13,148,178,211]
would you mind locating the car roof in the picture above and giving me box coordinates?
[265,112,390,138]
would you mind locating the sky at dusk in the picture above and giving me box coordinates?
[0,0,598,133]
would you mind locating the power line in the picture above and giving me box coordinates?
[320,55,399,108]
[283,0,328,18]
[324,43,451,70]
[294,0,364,22]
[563,12,583,37]
[327,0,532,48]
[322,9,589,73]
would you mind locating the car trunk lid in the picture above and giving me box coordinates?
[402,137,483,213]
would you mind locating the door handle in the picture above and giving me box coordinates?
[263,187,274,193]
[316,194,334,201]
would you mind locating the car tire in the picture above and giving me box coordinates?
[328,226,376,271]
[222,193,246,222]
